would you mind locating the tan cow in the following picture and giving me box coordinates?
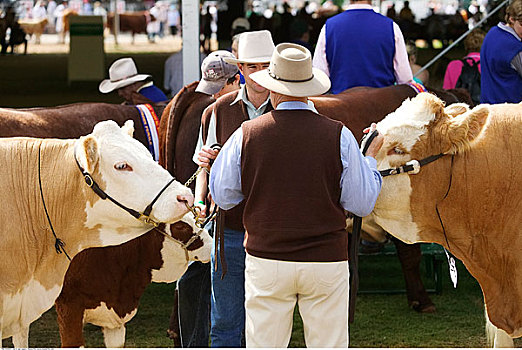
[18,18,48,44]
[0,120,193,348]
[369,93,522,347]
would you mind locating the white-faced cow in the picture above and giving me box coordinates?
[55,213,212,348]
[369,92,522,347]
[0,120,193,348]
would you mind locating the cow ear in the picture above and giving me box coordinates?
[444,103,470,118]
[77,135,99,173]
[122,120,134,137]
[443,105,489,154]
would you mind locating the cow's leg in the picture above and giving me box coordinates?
[486,313,514,348]
[55,302,86,347]
[102,326,126,348]
[391,236,436,313]
[12,325,29,348]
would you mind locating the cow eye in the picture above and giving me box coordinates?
[114,162,133,171]
[394,147,404,155]
[387,147,405,156]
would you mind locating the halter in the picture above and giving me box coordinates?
[74,144,177,227]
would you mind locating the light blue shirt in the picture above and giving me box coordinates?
[209,101,383,217]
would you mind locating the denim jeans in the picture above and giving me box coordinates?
[177,222,213,347]
[210,227,246,347]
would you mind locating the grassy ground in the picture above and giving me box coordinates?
[4,255,520,347]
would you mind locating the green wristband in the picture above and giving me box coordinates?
[197,200,205,205]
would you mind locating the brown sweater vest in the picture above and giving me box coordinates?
[241,109,348,262]
[202,90,273,231]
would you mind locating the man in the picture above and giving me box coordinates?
[208,43,383,347]
[99,57,168,105]
[480,0,522,104]
[175,50,239,348]
[194,30,275,347]
[312,0,412,94]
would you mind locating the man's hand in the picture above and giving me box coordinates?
[197,146,220,169]
[362,123,384,159]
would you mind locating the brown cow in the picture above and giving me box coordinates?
[56,214,212,348]
[369,93,522,347]
[106,12,152,44]
[18,18,48,44]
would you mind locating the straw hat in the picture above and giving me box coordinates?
[224,30,275,64]
[250,43,330,97]
[99,58,151,93]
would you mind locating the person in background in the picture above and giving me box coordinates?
[399,0,415,22]
[312,0,412,94]
[480,0,522,103]
[175,50,240,348]
[33,1,48,20]
[194,30,274,347]
[167,3,180,36]
[164,48,207,98]
[406,40,429,85]
[47,0,57,31]
[93,1,107,26]
[99,57,168,105]
[53,0,68,40]
[82,0,93,15]
[443,29,485,89]
[289,18,312,51]
[208,42,383,347]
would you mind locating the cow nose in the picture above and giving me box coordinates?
[177,194,194,207]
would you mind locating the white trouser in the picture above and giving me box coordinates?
[245,254,349,348]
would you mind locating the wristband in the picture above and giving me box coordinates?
[197,200,205,205]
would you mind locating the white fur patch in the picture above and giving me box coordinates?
[83,302,137,329]
[2,279,61,341]
[377,96,436,152]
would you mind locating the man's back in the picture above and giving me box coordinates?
[325,9,396,93]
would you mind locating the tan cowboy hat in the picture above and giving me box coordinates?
[250,43,331,97]
[223,30,275,64]
[99,58,151,93]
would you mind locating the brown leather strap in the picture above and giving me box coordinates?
[214,210,227,279]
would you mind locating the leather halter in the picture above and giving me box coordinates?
[379,153,446,177]
[74,147,176,227]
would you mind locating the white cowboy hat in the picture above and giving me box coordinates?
[223,30,274,64]
[99,58,151,93]
[250,43,331,97]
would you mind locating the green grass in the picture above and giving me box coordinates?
[3,255,519,347]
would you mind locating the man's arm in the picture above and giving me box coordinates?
[312,25,330,77]
[392,22,413,84]
[339,126,383,217]
[209,128,244,210]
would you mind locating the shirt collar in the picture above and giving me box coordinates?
[137,81,153,92]
[276,100,318,113]
[231,84,271,110]
[498,22,522,41]
[346,3,374,10]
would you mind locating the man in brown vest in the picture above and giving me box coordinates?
[208,43,384,347]
[193,30,275,347]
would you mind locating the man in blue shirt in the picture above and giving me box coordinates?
[207,43,383,347]
[99,57,168,105]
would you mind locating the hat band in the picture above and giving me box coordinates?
[110,73,138,83]
[268,69,314,83]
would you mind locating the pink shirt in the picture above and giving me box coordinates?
[312,4,413,85]
[442,52,481,90]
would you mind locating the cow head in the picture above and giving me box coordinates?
[370,93,489,243]
[76,120,194,245]
[167,213,212,263]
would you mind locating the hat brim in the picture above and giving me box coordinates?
[99,73,151,93]
[250,68,331,97]
[223,56,272,64]
[196,78,227,95]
